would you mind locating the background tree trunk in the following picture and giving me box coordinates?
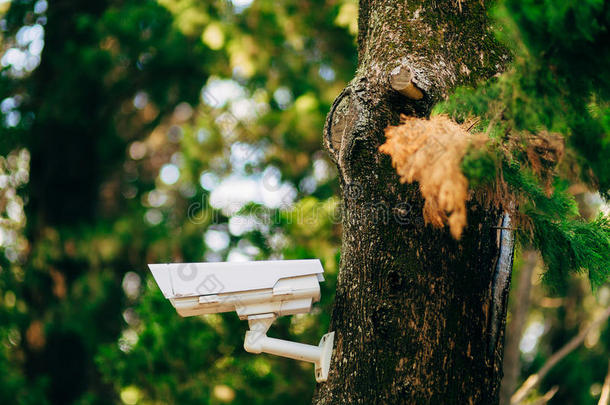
[313,1,511,403]
[500,250,538,405]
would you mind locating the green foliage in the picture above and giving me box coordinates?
[435,0,610,292]
[460,146,497,187]
[0,0,353,403]
[502,163,610,292]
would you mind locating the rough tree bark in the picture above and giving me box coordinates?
[312,1,511,404]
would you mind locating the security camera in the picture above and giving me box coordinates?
[148,259,335,382]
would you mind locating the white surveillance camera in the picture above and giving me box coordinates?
[148,259,335,382]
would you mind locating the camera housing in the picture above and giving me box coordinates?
[148,259,335,382]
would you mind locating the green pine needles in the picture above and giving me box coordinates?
[434,0,610,291]
[505,163,610,292]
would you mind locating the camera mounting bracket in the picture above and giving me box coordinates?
[243,313,334,382]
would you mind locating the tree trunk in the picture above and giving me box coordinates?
[313,1,511,404]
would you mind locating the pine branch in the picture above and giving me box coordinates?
[511,306,610,404]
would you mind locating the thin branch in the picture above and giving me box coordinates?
[511,306,610,404]
[531,386,558,405]
[600,360,610,405]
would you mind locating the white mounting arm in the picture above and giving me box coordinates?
[243,314,334,382]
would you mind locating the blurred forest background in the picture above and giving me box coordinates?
[0,0,608,404]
